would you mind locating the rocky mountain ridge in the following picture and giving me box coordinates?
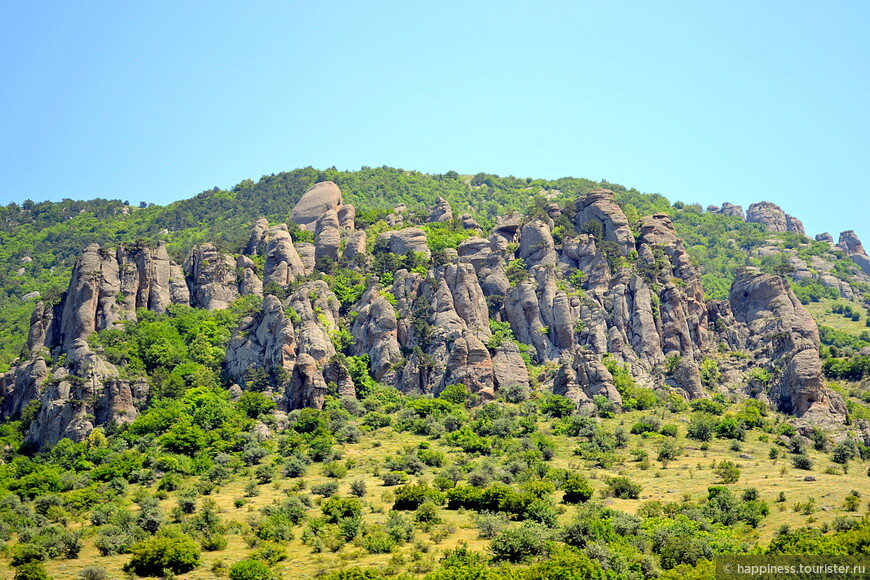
[1,182,853,446]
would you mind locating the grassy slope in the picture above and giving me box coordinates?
[24,408,869,580]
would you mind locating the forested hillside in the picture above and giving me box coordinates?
[2,167,870,580]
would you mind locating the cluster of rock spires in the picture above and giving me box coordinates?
[707,200,805,234]
[1,182,848,446]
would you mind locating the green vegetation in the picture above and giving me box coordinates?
[3,166,870,578]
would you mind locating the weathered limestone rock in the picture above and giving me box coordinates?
[245,217,269,255]
[376,228,431,259]
[443,331,495,399]
[337,205,355,231]
[519,220,558,267]
[492,211,522,242]
[224,295,296,390]
[505,280,557,363]
[708,203,745,220]
[460,214,480,230]
[343,231,367,261]
[264,230,306,287]
[314,209,341,264]
[291,181,343,229]
[746,201,805,234]
[236,255,263,297]
[816,233,834,244]
[285,353,327,410]
[295,243,316,275]
[554,352,622,410]
[440,262,491,342]
[491,341,530,391]
[324,358,356,398]
[429,197,454,222]
[574,189,635,254]
[351,287,402,381]
[839,231,870,276]
[728,269,845,419]
[184,243,238,310]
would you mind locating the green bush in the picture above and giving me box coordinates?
[490,522,550,562]
[229,559,274,580]
[13,562,51,580]
[561,474,594,504]
[714,460,740,483]
[123,532,201,576]
[604,477,641,499]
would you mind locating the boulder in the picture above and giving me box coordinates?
[236,255,263,297]
[291,181,343,229]
[460,214,481,230]
[376,228,431,259]
[343,230,367,261]
[295,242,316,275]
[838,231,870,276]
[491,341,530,392]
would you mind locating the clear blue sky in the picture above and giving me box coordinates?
[2,1,867,243]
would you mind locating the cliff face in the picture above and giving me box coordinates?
[1,183,848,446]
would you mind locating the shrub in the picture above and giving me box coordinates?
[78,567,107,580]
[792,455,813,471]
[714,460,740,484]
[229,559,274,580]
[362,527,396,554]
[393,484,440,510]
[604,477,641,499]
[687,413,717,441]
[490,522,550,562]
[123,532,201,576]
[13,563,50,580]
[561,474,594,504]
[310,481,340,497]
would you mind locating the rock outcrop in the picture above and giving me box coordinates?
[7,182,853,447]
[291,181,343,230]
[708,203,745,220]
[184,244,238,310]
[245,217,269,255]
[839,231,870,276]
[519,220,558,267]
[429,197,454,222]
[376,228,431,259]
[225,295,296,393]
[351,287,402,381]
[746,202,805,234]
[727,269,844,419]
[264,229,306,287]
[314,209,341,264]
[574,189,635,254]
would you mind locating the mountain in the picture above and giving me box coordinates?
[1,168,870,579]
